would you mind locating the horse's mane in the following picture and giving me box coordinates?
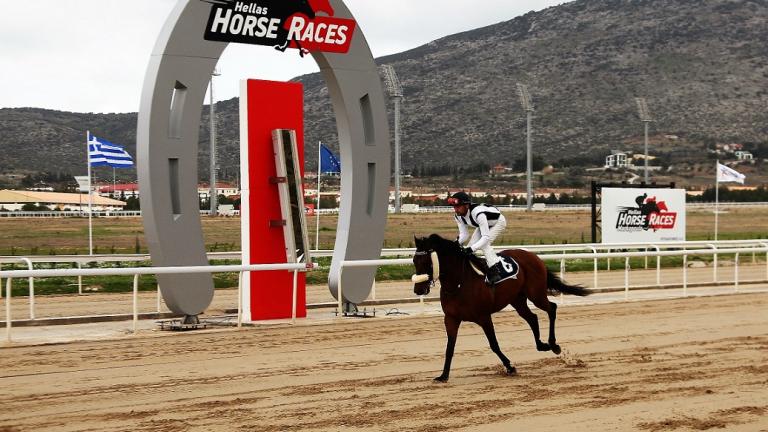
[426,234,458,252]
[423,234,489,270]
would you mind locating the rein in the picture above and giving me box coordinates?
[412,242,477,295]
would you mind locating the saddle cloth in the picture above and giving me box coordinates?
[470,255,520,283]
[489,255,520,284]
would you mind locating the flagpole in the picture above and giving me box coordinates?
[86,131,94,255]
[315,141,322,250]
[112,167,116,199]
[715,160,719,241]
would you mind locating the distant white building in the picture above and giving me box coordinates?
[716,143,744,153]
[0,190,126,212]
[217,204,238,216]
[97,182,241,200]
[98,183,140,199]
[388,189,413,201]
[197,182,239,199]
[605,151,628,168]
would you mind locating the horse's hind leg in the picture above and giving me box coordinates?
[479,317,516,376]
[546,302,561,355]
[512,296,551,352]
[529,295,561,355]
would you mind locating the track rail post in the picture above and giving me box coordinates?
[5,277,12,344]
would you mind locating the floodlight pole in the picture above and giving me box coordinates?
[209,68,221,216]
[381,65,404,213]
[525,110,533,210]
[393,96,402,212]
[635,97,652,184]
[643,120,649,183]
[393,97,403,213]
[517,83,534,211]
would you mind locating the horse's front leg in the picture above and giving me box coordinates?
[435,316,461,382]
[479,317,517,376]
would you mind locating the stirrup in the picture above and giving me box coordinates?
[485,262,516,285]
[485,269,502,285]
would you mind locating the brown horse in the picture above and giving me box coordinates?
[412,234,591,382]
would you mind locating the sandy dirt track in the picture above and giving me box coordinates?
[1,293,767,432]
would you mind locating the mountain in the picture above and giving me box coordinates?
[0,108,138,176]
[1,0,767,180]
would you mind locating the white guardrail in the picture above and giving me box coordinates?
[1,201,767,218]
[1,262,314,343]
[1,240,767,343]
[339,245,768,315]
[2,239,767,297]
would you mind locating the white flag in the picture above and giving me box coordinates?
[74,175,91,192]
[717,163,746,184]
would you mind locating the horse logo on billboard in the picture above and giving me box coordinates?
[615,193,678,232]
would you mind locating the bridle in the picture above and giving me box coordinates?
[411,250,440,289]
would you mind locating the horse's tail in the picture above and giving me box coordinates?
[546,270,592,297]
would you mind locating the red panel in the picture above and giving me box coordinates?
[245,79,306,320]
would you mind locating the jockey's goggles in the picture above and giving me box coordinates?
[447,197,469,206]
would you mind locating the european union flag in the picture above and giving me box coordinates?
[88,132,134,168]
[320,143,341,173]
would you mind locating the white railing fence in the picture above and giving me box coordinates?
[340,246,768,316]
[2,243,767,344]
[1,201,767,219]
[2,239,766,300]
[1,262,314,344]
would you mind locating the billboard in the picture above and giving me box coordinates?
[204,0,356,54]
[601,188,686,244]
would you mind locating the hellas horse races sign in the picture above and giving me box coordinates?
[601,188,686,243]
[203,0,356,54]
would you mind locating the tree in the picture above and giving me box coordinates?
[21,203,50,211]
[124,196,140,210]
[218,194,237,205]
[319,196,337,208]
[513,156,546,172]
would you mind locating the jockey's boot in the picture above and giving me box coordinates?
[486,262,505,285]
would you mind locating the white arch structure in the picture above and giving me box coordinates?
[137,0,390,317]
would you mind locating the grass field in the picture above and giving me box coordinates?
[0,208,766,256]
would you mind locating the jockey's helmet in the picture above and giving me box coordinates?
[447,191,472,206]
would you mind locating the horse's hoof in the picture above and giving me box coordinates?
[433,375,449,383]
[537,342,551,352]
[506,366,517,376]
[551,344,562,355]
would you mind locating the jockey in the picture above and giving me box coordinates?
[447,191,511,285]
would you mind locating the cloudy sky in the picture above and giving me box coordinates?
[1,0,572,113]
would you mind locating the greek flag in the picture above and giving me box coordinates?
[320,144,341,173]
[88,133,134,168]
